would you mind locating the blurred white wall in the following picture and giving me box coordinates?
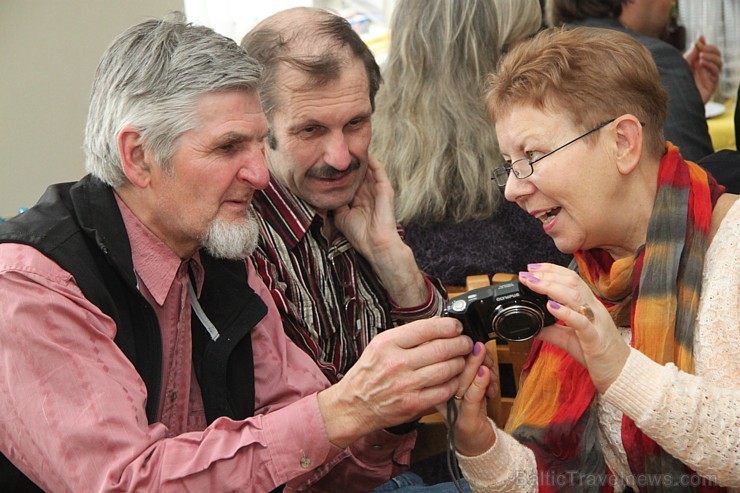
[183,0,392,43]
[0,0,183,216]
[184,0,314,42]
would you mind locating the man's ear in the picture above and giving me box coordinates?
[613,115,643,176]
[118,126,151,188]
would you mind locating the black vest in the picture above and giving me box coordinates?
[0,175,269,492]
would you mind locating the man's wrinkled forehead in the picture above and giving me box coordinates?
[271,47,358,109]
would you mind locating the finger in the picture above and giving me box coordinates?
[699,56,723,76]
[408,358,468,402]
[701,43,720,56]
[456,366,493,443]
[546,300,593,330]
[415,378,464,413]
[485,363,500,399]
[451,368,497,456]
[454,342,488,398]
[459,365,490,408]
[684,46,698,62]
[365,154,383,184]
[390,316,464,349]
[543,300,602,352]
[537,321,577,353]
[409,334,473,370]
[699,51,723,65]
[367,153,386,173]
[481,344,495,369]
[518,265,589,307]
[523,262,579,282]
[366,154,395,201]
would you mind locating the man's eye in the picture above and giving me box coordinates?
[347,118,364,128]
[526,150,544,160]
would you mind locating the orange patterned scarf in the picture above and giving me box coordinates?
[507,144,726,492]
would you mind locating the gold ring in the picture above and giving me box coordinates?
[453,395,464,400]
[578,304,595,323]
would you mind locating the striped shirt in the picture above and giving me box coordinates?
[252,177,446,383]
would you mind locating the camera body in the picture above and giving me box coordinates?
[444,280,556,342]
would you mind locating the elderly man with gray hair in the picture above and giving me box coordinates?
[0,13,473,492]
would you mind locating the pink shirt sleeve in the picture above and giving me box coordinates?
[0,245,412,492]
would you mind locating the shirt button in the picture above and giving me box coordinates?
[372,445,382,450]
[169,391,177,403]
[300,455,312,469]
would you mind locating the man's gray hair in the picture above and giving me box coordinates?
[83,12,262,187]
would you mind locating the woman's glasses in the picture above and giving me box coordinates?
[492,119,616,187]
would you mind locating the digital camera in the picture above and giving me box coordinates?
[444,280,556,342]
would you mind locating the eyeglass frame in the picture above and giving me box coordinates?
[492,118,616,187]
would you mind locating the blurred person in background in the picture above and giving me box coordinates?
[372,0,570,289]
[546,0,722,162]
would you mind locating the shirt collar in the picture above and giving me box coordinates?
[253,175,323,250]
[115,193,202,306]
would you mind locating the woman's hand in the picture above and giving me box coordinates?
[435,341,498,457]
[518,263,631,394]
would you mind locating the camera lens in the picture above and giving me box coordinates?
[491,300,545,341]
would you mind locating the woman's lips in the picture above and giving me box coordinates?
[533,207,561,232]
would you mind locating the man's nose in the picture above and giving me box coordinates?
[323,133,352,170]
[237,150,270,190]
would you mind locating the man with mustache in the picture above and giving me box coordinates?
[241,7,447,391]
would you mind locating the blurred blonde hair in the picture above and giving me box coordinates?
[371,0,542,224]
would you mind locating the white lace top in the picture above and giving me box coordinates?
[458,199,740,492]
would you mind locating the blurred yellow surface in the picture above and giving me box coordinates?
[364,30,389,55]
[707,99,736,151]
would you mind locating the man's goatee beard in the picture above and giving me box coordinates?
[201,208,260,260]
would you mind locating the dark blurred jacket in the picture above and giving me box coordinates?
[570,16,713,162]
[403,200,571,287]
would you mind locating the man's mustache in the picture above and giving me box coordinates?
[307,159,362,179]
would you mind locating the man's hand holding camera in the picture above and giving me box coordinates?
[317,317,473,448]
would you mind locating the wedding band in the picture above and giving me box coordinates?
[454,395,464,400]
[578,304,595,323]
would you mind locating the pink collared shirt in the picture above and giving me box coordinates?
[0,196,413,492]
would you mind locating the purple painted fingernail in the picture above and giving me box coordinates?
[548,300,561,309]
[519,272,540,283]
[477,366,485,377]
[472,342,482,356]
[528,263,542,270]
